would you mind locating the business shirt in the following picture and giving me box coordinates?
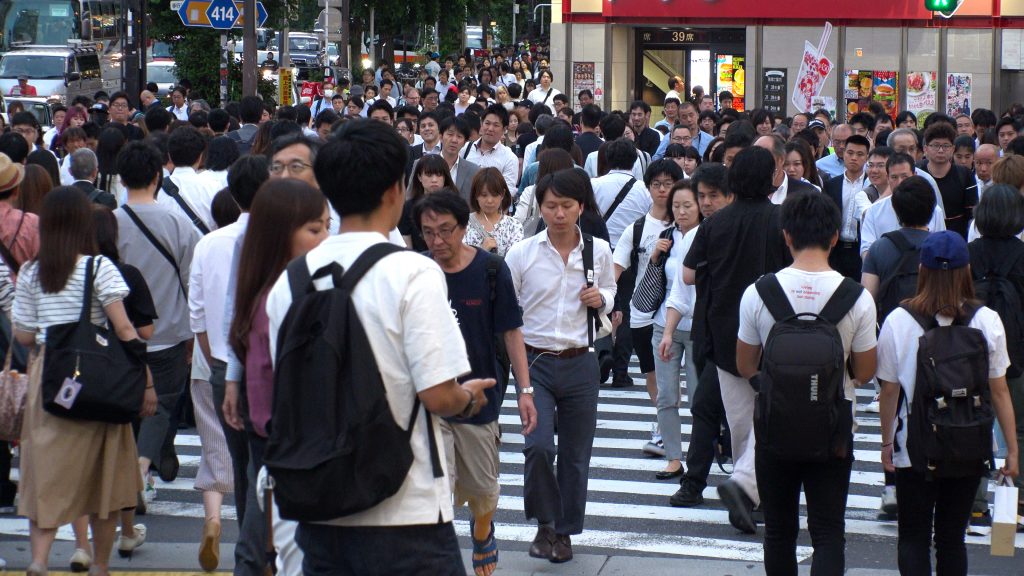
[840,173,867,241]
[859,196,947,255]
[168,104,189,122]
[189,214,249,363]
[523,135,545,168]
[168,166,221,232]
[816,153,845,181]
[504,228,616,350]
[463,139,519,192]
[653,128,713,160]
[591,169,653,246]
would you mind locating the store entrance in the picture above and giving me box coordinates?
[635,28,746,119]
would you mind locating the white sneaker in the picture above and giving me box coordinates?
[70,547,92,572]
[118,524,147,558]
[863,395,881,414]
[880,485,898,517]
[642,424,666,457]
[143,480,157,503]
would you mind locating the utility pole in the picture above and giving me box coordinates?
[340,0,350,69]
[242,0,257,96]
[122,0,145,105]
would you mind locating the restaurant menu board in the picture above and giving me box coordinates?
[946,73,972,117]
[843,70,898,120]
[717,55,745,111]
[571,62,596,113]
[906,71,937,129]
[761,68,787,116]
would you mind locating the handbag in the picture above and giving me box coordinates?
[632,228,674,313]
[41,257,147,423]
[0,331,28,441]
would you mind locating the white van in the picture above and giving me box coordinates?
[0,46,103,103]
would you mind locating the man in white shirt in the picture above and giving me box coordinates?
[974,143,998,196]
[268,133,342,235]
[591,139,652,247]
[167,126,221,233]
[505,167,616,565]
[464,104,519,192]
[823,134,870,279]
[860,153,946,257]
[753,135,819,205]
[266,119,494,573]
[583,115,649,182]
[885,128,947,212]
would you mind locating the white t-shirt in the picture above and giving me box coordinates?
[738,267,878,406]
[613,214,670,328]
[877,305,1009,469]
[859,195,946,255]
[527,87,561,113]
[266,232,471,526]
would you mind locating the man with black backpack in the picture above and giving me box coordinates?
[415,190,537,575]
[736,192,877,574]
[861,175,937,519]
[263,119,495,575]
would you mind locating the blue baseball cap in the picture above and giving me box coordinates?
[920,231,969,271]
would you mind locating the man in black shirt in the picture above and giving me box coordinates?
[920,121,977,239]
[575,104,603,158]
[682,147,791,533]
[628,100,662,156]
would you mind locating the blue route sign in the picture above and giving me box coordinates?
[207,0,238,29]
[175,0,268,29]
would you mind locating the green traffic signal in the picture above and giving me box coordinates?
[924,0,951,9]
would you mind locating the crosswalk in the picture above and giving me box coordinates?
[2,363,1022,564]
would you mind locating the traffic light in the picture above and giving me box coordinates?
[924,0,952,9]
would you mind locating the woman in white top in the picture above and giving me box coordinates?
[526,70,561,114]
[645,179,701,478]
[878,231,1019,576]
[464,167,523,257]
[515,149,574,237]
[14,187,156,576]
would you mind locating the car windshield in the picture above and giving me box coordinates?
[147,65,177,83]
[7,100,51,127]
[0,54,64,78]
[290,38,318,52]
[152,42,173,59]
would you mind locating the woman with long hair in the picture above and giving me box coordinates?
[202,136,240,190]
[95,127,127,202]
[400,154,457,251]
[13,187,156,576]
[878,230,1019,576]
[784,139,822,190]
[17,164,53,215]
[465,167,523,256]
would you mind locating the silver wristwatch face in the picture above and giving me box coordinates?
[519,387,534,395]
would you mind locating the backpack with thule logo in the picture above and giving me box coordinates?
[752,273,863,463]
[263,243,443,521]
[899,303,993,477]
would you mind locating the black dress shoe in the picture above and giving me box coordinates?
[158,445,179,483]
[549,533,573,563]
[669,479,705,507]
[717,479,756,534]
[655,466,685,480]
[528,525,556,559]
[610,373,634,388]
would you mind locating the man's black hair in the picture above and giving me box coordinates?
[996,116,1020,134]
[891,175,937,228]
[923,121,957,145]
[663,97,681,108]
[0,133,29,163]
[1008,136,1024,156]
[580,104,602,129]
[226,154,269,211]
[886,152,916,173]
[116,141,164,189]
[208,108,230,133]
[599,113,626,141]
[239,95,264,124]
[314,119,408,216]
[167,125,206,167]
[188,110,209,129]
[9,111,37,129]
[578,89,593,100]
[276,105,298,123]
[483,104,509,128]
[367,99,395,119]
[781,188,842,251]
[536,167,589,205]
[643,158,684,187]
[722,130,752,152]
[849,112,876,133]
[605,138,638,171]
[412,189,470,231]
[439,115,471,141]
[295,105,312,126]
[395,105,421,119]
[271,132,321,162]
[507,83,522,99]
[314,109,339,129]
[727,146,775,199]
[144,106,173,132]
[868,145,895,160]
[109,91,130,106]
[972,108,998,129]
[552,93,570,105]
[954,135,976,152]
[146,132,170,164]
[462,111,481,135]
[844,134,872,151]
[628,100,651,115]
[922,112,955,130]
[206,135,240,172]
[528,103,549,125]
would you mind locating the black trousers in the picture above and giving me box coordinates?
[682,361,728,489]
[756,448,853,576]
[612,272,634,377]
[829,241,862,281]
[0,441,15,506]
[895,469,979,576]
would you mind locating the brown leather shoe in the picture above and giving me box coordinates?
[528,525,556,559]
[549,533,573,563]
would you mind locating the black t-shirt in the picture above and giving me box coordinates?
[636,127,662,157]
[113,260,158,329]
[443,248,523,424]
[575,132,603,159]
[398,198,428,252]
[683,199,791,376]
[925,162,977,239]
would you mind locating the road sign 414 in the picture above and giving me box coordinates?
[174,0,268,29]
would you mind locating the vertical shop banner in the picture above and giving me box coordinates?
[946,73,972,117]
[717,55,746,111]
[905,71,937,128]
[792,23,834,114]
[572,62,596,112]
[761,68,787,115]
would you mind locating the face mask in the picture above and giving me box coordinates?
[324,90,334,97]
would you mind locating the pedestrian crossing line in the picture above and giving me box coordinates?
[587,386,877,401]
[450,519,814,562]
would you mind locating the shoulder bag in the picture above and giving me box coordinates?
[0,316,28,441]
[41,257,148,423]
[631,227,675,313]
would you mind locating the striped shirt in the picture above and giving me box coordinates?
[13,255,128,344]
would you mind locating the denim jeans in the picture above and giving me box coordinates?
[296,521,464,576]
[652,324,686,462]
[756,447,853,576]
[895,468,979,576]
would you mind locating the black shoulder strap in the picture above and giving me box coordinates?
[87,187,101,202]
[990,243,1024,279]
[882,230,914,252]
[900,303,937,332]
[163,178,211,235]
[285,254,313,299]
[818,278,865,325]
[582,233,598,348]
[957,301,981,326]
[338,243,406,292]
[485,251,501,304]
[463,141,474,160]
[630,215,645,273]
[0,237,20,275]
[79,256,96,323]
[755,273,796,321]
[120,205,187,296]
[603,177,637,222]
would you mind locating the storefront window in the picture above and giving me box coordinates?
[761,26,839,119]
[843,28,901,121]
[906,28,939,127]
[947,29,992,117]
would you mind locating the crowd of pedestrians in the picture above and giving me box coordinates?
[0,50,1022,576]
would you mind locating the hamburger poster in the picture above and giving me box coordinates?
[844,70,898,120]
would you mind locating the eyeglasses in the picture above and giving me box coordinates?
[12,126,36,136]
[269,161,313,175]
[421,227,457,241]
[928,143,954,151]
[110,102,129,109]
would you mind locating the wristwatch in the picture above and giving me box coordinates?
[458,390,477,419]
[519,387,534,395]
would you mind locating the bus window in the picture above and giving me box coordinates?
[77,54,100,80]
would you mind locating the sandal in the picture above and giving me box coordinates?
[470,520,498,575]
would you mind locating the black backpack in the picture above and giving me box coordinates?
[900,303,993,477]
[752,274,863,463]
[971,245,1024,378]
[875,230,921,324]
[263,243,443,521]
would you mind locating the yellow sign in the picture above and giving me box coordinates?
[278,68,293,106]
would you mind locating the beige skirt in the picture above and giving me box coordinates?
[17,350,143,529]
